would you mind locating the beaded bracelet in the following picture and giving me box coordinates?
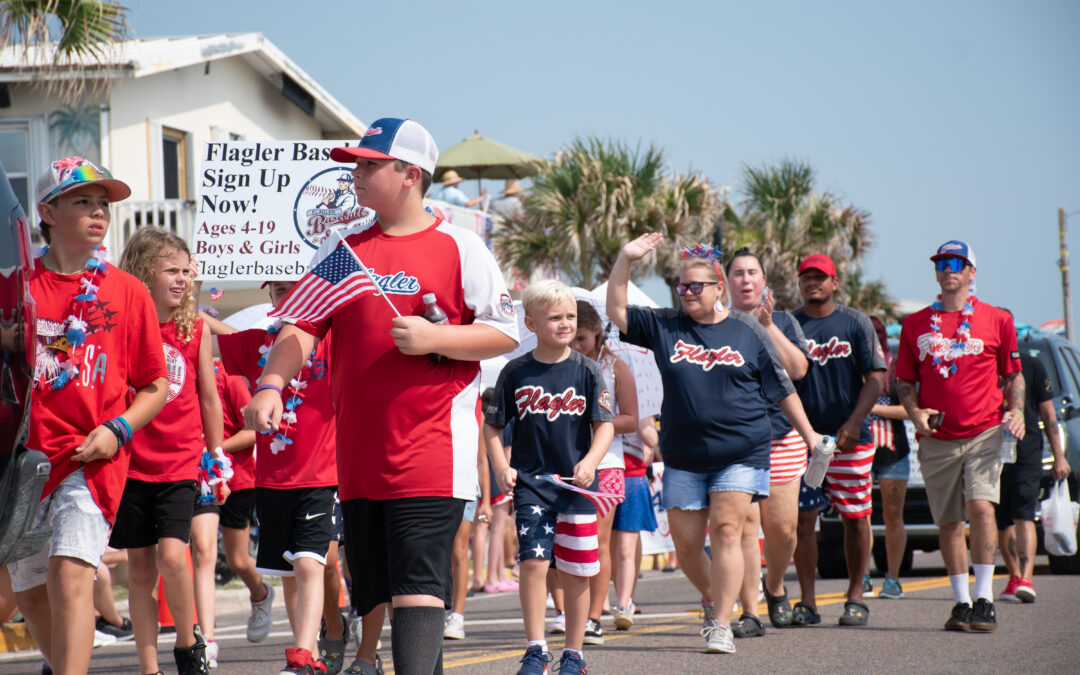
[254,383,283,396]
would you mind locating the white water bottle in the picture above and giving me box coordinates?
[804,436,836,488]
[1001,428,1018,464]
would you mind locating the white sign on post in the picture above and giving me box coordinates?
[192,140,371,281]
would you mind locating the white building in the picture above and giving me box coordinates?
[0,33,364,255]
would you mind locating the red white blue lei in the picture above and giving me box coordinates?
[258,320,315,455]
[928,289,976,379]
[35,245,110,390]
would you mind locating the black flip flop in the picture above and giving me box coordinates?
[791,601,821,626]
[838,599,870,626]
[762,583,793,628]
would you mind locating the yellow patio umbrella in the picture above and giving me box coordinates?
[434,131,542,193]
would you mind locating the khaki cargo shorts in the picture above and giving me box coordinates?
[917,424,1002,526]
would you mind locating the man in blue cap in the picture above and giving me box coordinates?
[895,240,1024,633]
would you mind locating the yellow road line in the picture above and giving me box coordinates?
[436,573,1002,671]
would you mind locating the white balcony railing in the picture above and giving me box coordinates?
[110,200,197,258]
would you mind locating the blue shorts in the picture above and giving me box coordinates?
[798,477,829,512]
[462,499,477,522]
[661,464,769,511]
[613,475,659,532]
[872,454,910,482]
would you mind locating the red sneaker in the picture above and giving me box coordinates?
[999,575,1021,602]
[1014,577,1036,603]
[280,647,327,675]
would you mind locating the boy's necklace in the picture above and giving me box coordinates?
[34,245,110,391]
[257,320,316,454]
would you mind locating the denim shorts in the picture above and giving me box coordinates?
[872,454,911,482]
[661,464,769,511]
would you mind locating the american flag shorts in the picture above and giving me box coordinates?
[770,428,809,485]
[515,503,599,578]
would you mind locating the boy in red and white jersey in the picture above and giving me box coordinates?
[10,158,168,675]
[246,117,518,675]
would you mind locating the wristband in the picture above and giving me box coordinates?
[254,383,283,396]
[113,416,133,444]
[102,420,126,449]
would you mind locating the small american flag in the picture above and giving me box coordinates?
[269,240,376,322]
[209,287,225,301]
[537,474,625,518]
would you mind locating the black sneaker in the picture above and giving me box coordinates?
[944,602,972,631]
[173,633,210,675]
[95,616,134,641]
[584,618,604,645]
[970,598,997,632]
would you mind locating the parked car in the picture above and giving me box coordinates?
[0,159,51,567]
[817,334,1080,578]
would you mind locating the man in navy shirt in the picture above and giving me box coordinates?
[792,254,885,627]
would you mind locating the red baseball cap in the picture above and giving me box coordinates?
[798,253,837,277]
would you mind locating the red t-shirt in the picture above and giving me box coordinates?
[218,326,336,489]
[216,366,255,491]
[292,219,517,501]
[129,319,207,482]
[29,261,166,524]
[896,298,1020,440]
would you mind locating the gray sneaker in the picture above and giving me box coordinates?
[701,620,735,654]
[247,583,274,643]
[319,613,348,675]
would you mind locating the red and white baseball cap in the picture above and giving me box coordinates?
[330,118,438,175]
[798,253,837,277]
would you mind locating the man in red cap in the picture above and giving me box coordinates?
[895,240,1023,633]
[791,253,885,627]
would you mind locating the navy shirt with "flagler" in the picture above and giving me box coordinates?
[486,350,614,514]
[621,307,795,473]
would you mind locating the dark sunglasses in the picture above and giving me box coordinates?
[934,258,971,273]
[675,281,718,296]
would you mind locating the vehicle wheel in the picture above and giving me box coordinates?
[817,535,848,579]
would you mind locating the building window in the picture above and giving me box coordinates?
[0,127,31,215]
[162,126,187,200]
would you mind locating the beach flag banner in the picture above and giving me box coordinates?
[537,473,625,518]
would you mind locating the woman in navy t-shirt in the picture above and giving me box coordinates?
[606,233,824,655]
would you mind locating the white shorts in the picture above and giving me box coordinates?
[8,469,110,592]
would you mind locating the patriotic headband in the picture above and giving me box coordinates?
[681,244,723,265]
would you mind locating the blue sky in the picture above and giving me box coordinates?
[130,0,1080,326]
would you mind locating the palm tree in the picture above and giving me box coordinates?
[493,136,725,297]
[0,1,128,101]
[724,158,894,319]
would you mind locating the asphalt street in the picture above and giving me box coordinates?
[2,552,1078,674]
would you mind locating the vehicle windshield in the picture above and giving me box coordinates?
[1019,339,1063,395]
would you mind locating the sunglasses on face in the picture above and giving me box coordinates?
[934,258,970,273]
[675,281,718,296]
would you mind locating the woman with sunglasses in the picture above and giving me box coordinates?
[606,233,824,655]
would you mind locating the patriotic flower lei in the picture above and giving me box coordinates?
[35,245,110,390]
[928,283,976,379]
[196,447,234,505]
[257,320,315,455]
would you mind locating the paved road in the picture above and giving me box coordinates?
[3,553,1078,674]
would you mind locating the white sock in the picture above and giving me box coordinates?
[527,639,548,652]
[448,612,463,621]
[972,564,995,601]
[949,573,971,604]
[562,648,583,659]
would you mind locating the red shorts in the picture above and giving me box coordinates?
[770,428,808,485]
[824,441,875,519]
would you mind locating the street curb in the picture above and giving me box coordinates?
[0,623,35,653]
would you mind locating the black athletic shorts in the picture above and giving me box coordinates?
[110,479,197,549]
[996,460,1043,529]
[220,488,256,530]
[255,486,335,576]
[341,496,466,615]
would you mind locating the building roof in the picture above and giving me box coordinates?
[0,33,364,136]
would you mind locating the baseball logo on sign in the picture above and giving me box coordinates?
[293,167,376,249]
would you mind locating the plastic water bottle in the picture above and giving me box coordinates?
[1001,428,1018,464]
[804,436,836,488]
[422,293,448,364]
